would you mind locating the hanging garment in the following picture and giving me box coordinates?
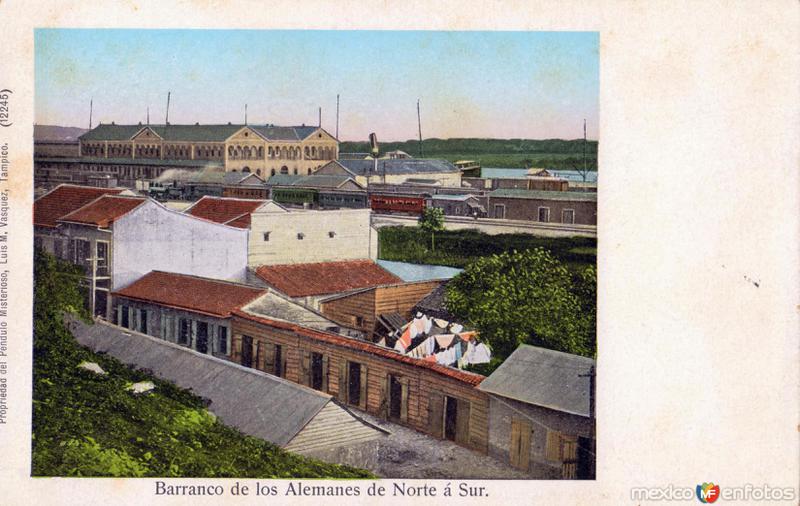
[434,318,449,328]
[424,354,436,363]
[395,340,406,353]
[459,331,477,342]
[470,343,491,364]
[454,341,463,362]
[464,342,477,362]
[435,334,455,349]
[376,337,386,347]
[423,317,433,334]
[457,356,467,369]
[426,335,436,355]
[449,323,463,334]
[399,326,413,349]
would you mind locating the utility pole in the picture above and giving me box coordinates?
[335,94,340,139]
[579,365,596,478]
[582,118,587,182]
[318,106,322,128]
[146,106,150,125]
[165,91,171,125]
[88,99,93,129]
[417,99,423,158]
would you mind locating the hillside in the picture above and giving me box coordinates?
[339,138,598,169]
[34,125,88,141]
[32,251,373,478]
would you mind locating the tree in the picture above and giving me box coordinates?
[445,249,596,362]
[418,206,445,251]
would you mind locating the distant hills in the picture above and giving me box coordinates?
[34,125,88,141]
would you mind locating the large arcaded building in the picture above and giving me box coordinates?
[35,123,339,190]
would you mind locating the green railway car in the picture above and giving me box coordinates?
[271,187,319,207]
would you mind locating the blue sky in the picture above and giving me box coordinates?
[35,29,598,141]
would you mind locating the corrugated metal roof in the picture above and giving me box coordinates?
[545,169,599,183]
[112,271,266,318]
[292,175,358,189]
[478,344,594,417]
[33,184,127,228]
[376,260,463,282]
[242,292,345,332]
[332,159,459,176]
[489,189,597,202]
[266,174,304,186]
[35,156,224,168]
[71,317,333,446]
[58,195,146,228]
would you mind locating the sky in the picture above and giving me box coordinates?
[35,29,598,142]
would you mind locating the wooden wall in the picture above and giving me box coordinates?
[231,314,488,454]
[319,281,442,338]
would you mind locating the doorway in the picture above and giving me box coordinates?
[348,362,362,406]
[241,335,253,368]
[444,396,459,441]
[196,322,209,354]
[311,352,324,391]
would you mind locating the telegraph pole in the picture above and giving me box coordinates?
[417,99,423,158]
[318,107,322,128]
[165,91,171,125]
[88,99,93,129]
[146,106,150,125]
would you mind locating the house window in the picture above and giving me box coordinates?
[178,318,191,346]
[297,233,304,240]
[217,326,228,355]
[328,231,336,238]
[562,209,575,224]
[493,204,505,219]
[120,305,129,328]
[139,309,148,334]
[263,232,270,241]
[310,352,325,391]
[538,207,550,223]
[355,316,364,327]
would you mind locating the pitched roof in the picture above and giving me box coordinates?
[255,260,402,297]
[232,309,484,386]
[80,124,329,143]
[266,174,304,186]
[292,175,361,189]
[489,189,598,202]
[328,159,459,176]
[184,196,269,228]
[411,283,461,323]
[478,344,595,417]
[33,184,127,228]
[71,317,334,446]
[112,271,266,318]
[34,156,225,168]
[58,195,146,228]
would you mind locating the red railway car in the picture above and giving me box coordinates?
[369,194,426,215]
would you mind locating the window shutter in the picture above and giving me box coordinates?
[301,351,311,386]
[279,347,287,378]
[338,359,348,403]
[455,398,471,446]
[561,435,579,479]
[233,334,242,360]
[159,314,166,340]
[321,355,330,393]
[400,378,409,424]
[359,365,368,410]
[116,305,122,326]
[510,418,532,471]
[191,320,197,349]
[263,342,276,374]
[255,341,264,371]
[379,374,389,419]
[427,391,444,438]
[128,307,135,330]
[545,430,563,462]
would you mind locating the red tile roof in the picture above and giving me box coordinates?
[255,260,402,297]
[59,195,146,228]
[232,309,484,387]
[185,196,267,228]
[33,184,126,228]
[113,271,266,318]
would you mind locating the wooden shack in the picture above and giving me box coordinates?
[230,309,489,453]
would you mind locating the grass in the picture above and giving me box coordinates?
[32,251,374,478]
[378,226,596,271]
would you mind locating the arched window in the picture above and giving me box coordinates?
[293,168,298,175]
[242,167,250,173]
[280,166,288,175]
[304,146,310,158]
[268,147,274,159]
[256,169,261,176]
[228,146,234,157]
[311,146,317,158]
[258,146,263,158]
[308,168,312,175]
[271,168,276,176]
[243,146,251,159]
